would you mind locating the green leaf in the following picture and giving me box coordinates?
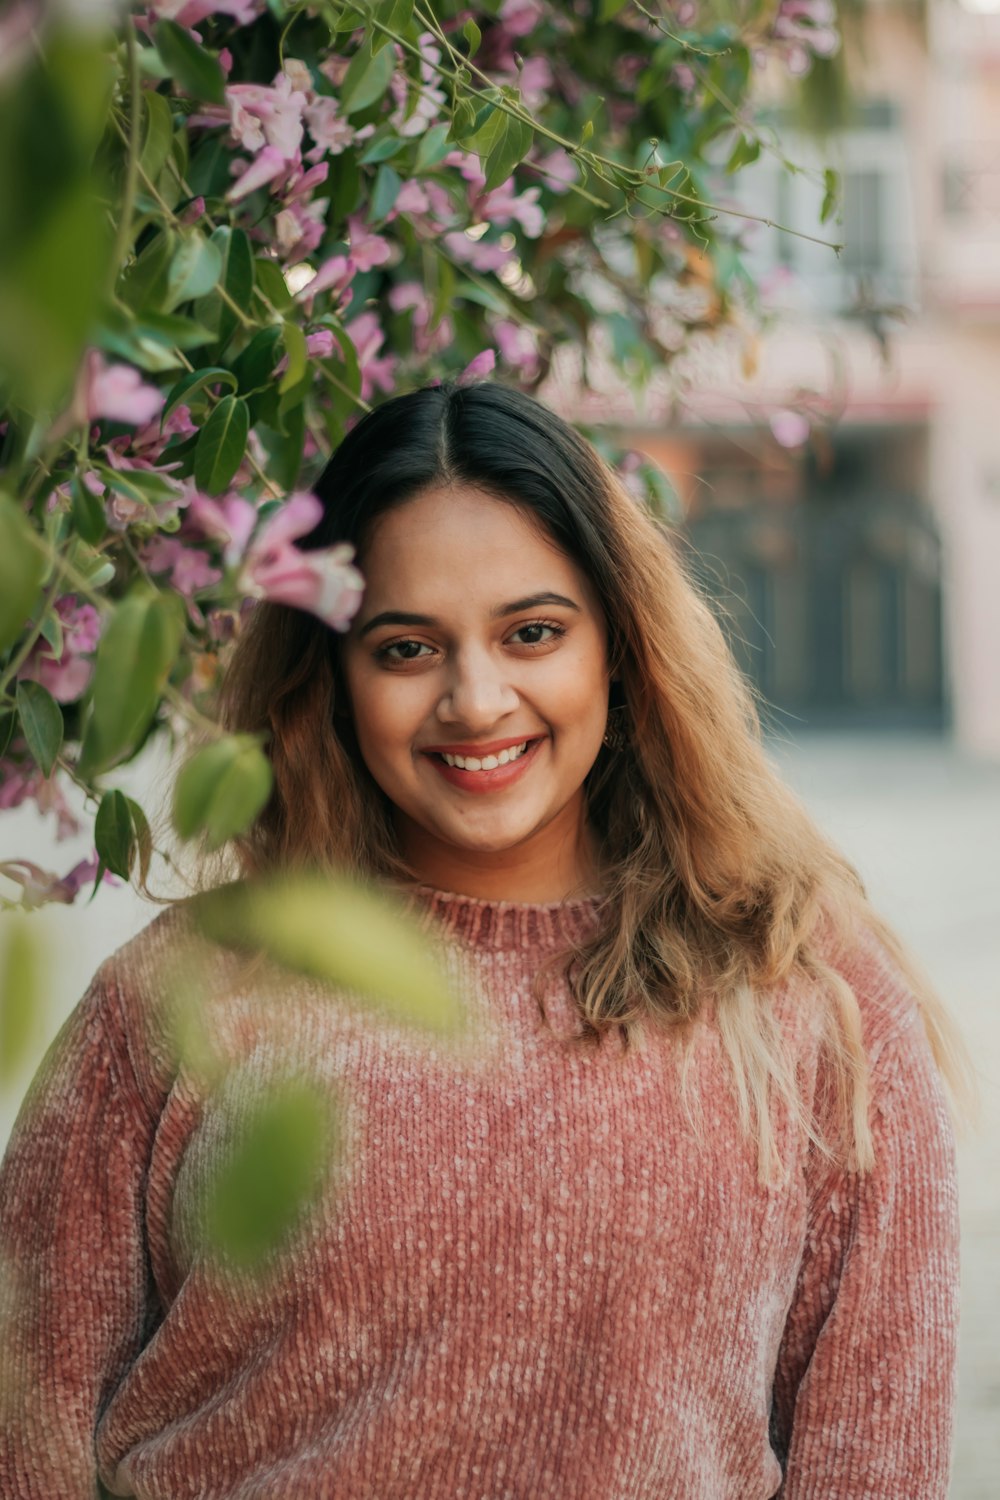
[70,476,106,545]
[278,320,308,396]
[251,255,295,316]
[39,608,63,661]
[464,101,534,193]
[172,735,273,850]
[370,162,403,222]
[153,20,226,106]
[166,231,224,312]
[134,310,218,349]
[193,873,466,1036]
[231,324,284,396]
[725,133,761,173]
[259,403,304,492]
[119,229,176,313]
[358,132,406,166]
[0,709,17,758]
[205,226,254,345]
[340,37,395,116]
[598,0,631,18]
[162,365,238,422]
[462,18,482,55]
[414,121,451,173]
[0,919,42,1087]
[125,795,154,886]
[821,167,840,225]
[77,589,184,777]
[95,788,138,880]
[201,1078,336,1269]
[140,90,175,185]
[0,495,45,654]
[194,395,250,495]
[15,681,63,776]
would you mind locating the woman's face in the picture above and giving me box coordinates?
[340,484,611,900]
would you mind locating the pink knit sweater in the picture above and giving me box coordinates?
[0,888,959,1499]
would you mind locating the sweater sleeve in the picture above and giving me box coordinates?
[770,1005,961,1499]
[0,959,160,1499]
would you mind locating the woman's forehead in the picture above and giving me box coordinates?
[356,485,603,619]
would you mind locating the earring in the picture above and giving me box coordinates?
[602,704,629,752]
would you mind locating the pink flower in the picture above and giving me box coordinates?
[770,409,811,448]
[226,72,307,159]
[530,148,578,194]
[295,253,353,314]
[274,198,327,261]
[0,761,81,840]
[17,597,102,703]
[387,180,431,220]
[498,0,544,39]
[85,352,164,427]
[442,231,515,274]
[306,329,335,358]
[458,349,496,384]
[188,493,259,567]
[481,181,545,238]
[0,854,119,909]
[304,95,356,160]
[140,535,222,597]
[344,311,397,402]
[227,144,289,202]
[494,320,540,377]
[346,214,392,272]
[239,493,365,632]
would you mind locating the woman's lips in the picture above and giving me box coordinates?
[422,736,544,794]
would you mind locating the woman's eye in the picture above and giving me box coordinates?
[511,621,565,646]
[378,639,433,663]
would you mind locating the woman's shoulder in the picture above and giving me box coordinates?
[809,914,929,1067]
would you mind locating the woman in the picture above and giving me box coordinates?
[0,378,972,1498]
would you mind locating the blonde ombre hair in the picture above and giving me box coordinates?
[206,378,976,1183]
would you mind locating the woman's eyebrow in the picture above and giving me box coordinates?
[357,593,581,638]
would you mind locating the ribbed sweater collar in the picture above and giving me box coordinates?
[396,884,602,952]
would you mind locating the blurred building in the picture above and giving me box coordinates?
[548,0,1000,757]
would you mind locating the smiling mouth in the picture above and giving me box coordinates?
[437,741,531,772]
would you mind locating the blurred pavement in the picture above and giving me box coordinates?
[770,732,1000,1500]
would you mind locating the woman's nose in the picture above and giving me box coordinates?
[436,648,520,730]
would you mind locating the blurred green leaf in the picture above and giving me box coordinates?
[140,90,175,186]
[0,495,46,654]
[166,231,224,312]
[726,133,760,173]
[172,735,273,849]
[71,475,106,546]
[462,18,482,56]
[464,100,534,194]
[278,320,308,396]
[340,37,395,116]
[77,589,184,777]
[358,132,405,166]
[370,162,403,222]
[0,918,43,1087]
[0,710,17,758]
[194,873,466,1035]
[154,20,226,106]
[202,226,254,346]
[95,788,139,880]
[162,365,238,421]
[414,121,451,173]
[194,395,250,494]
[821,167,841,225]
[202,1078,336,1269]
[15,681,63,777]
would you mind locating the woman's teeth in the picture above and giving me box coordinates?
[440,741,529,771]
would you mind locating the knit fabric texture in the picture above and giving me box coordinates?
[0,887,960,1500]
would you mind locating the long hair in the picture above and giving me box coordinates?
[199,377,975,1182]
